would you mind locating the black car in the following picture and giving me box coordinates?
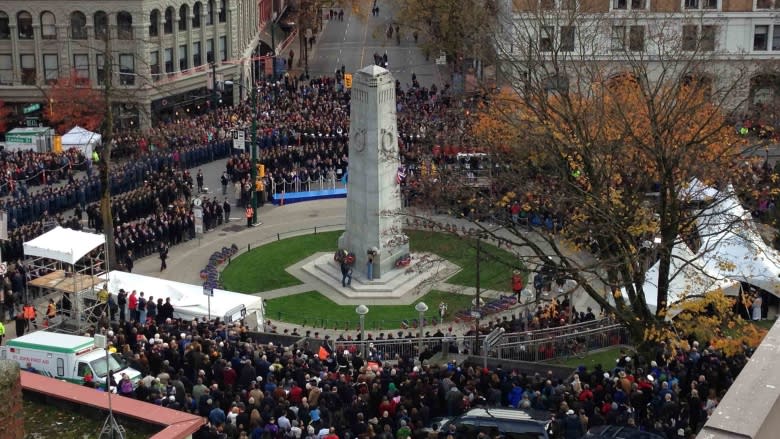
[584,425,666,439]
[439,408,553,439]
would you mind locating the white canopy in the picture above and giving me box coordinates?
[23,226,105,265]
[61,125,101,156]
[103,271,264,327]
[641,241,740,316]
[695,189,780,295]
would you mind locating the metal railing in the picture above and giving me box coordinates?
[500,318,614,344]
[492,324,629,363]
[323,323,629,363]
[268,175,346,194]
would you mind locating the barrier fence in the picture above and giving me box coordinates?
[268,174,345,194]
[321,323,629,363]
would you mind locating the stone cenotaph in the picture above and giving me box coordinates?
[338,64,409,279]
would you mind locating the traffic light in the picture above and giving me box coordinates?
[53,135,62,154]
[255,179,264,192]
[344,73,353,89]
[256,163,265,178]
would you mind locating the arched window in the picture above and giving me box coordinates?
[117,11,133,39]
[40,11,56,39]
[149,10,160,37]
[17,11,33,39]
[193,2,202,29]
[94,11,108,40]
[0,12,9,39]
[164,7,174,34]
[219,0,226,23]
[70,11,87,40]
[179,5,189,32]
[207,0,215,25]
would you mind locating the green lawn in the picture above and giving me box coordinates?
[265,290,478,330]
[221,231,342,293]
[547,346,632,369]
[221,229,524,294]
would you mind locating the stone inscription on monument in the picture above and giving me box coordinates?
[339,65,409,279]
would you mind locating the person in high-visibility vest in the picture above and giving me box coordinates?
[23,302,38,331]
[0,319,5,345]
[245,204,254,227]
[46,298,57,327]
[92,150,100,163]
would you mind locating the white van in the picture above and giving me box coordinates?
[0,331,142,388]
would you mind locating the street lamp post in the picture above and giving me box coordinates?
[415,302,428,358]
[225,80,258,225]
[356,304,369,358]
[270,12,278,80]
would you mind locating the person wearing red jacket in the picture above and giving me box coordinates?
[128,290,138,321]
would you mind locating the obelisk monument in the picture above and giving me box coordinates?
[339,65,409,279]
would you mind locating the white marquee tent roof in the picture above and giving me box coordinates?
[61,126,101,156]
[103,271,264,326]
[23,226,105,265]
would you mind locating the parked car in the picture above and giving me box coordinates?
[439,408,553,438]
[584,425,666,439]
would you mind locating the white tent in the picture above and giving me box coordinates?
[695,190,780,295]
[103,271,264,327]
[23,226,105,264]
[641,241,740,316]
[61,126,101,157]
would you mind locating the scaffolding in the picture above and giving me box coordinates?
[23,227,109,333]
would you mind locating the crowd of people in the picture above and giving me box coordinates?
[0,148,86,196]
[69,296,744,439]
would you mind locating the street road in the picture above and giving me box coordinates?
[308,1,444,88]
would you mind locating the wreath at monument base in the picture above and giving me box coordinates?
[395,254,411,268]
[334,249,356,265]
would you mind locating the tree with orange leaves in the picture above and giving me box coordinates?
[0,99,12,133]
[410,5,764,353]
[44,70,105,135]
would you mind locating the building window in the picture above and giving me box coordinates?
[219,0,227,23]
[612,0,647,9]
[754,25,769,50]
[219,35,227,61]
[164,8,174,34]
[179,5,189,32]
[119,54,135,85]
[561,0,577,9]
[773,24,780,50]
[757,0,772,8]
[193,41,202,67]
[613,0,628,9]
[18,11,33,39]
[193,2,202,28]
[96,54,105,85]
[150,10,160,37]
[611,25,626,50]
[682,25,698,50]
[540,26,554,51]
[207,0,215,25]
[561,26,575,51]
[629,25,645,51]
[540,0,555,10]
[117,12,133,40]
[150,50,160,77]
[701,25,716,51]
[94,11,108,40]
[41,12,56,40]
[164,48,173,73]
[43,54,58,84]
[0,12,9,39]
[74,54,89,84]
[20,54,35,85]
[0,54,12,85]
[70,12,87,40]
[207,39,214,63]
[179,44,188,71]
[685,0,717,8]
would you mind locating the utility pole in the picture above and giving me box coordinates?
[250,83,258,224]
[475,237,481,356]
[211,62,218,110]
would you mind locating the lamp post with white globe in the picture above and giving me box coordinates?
[415,302,428,356]
[355,304,369,358]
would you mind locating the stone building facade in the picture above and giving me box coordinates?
[0,0,272,129]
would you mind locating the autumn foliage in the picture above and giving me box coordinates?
[0,99,12,133]
[44,71,105,135]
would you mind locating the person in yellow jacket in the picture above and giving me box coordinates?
[46,299,57,326]
[0,320,5,345]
